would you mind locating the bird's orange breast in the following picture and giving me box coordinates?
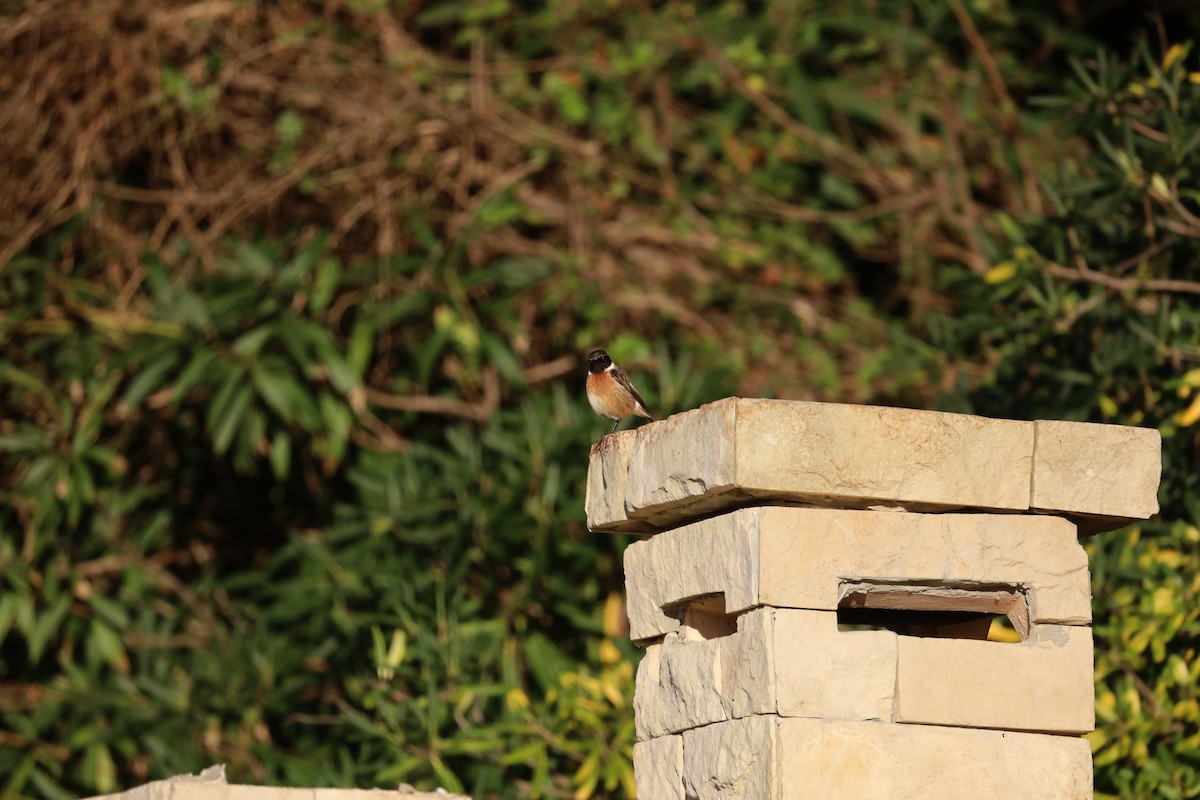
[587,371,639,420]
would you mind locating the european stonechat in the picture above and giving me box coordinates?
[586,349,653,435]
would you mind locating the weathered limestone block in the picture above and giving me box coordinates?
[682,714,777,800]
[771,610,897,724]
[588,398,1035,532]
[586,397,1161,533]
[636,609,894,739]
[624,507,1091,643]
[635,637,729,740]
[894,623,1095,734]
[636,607,1092,738]
[632,735,685,800]
[1032,419,1162,526]
[681,716,1093,800]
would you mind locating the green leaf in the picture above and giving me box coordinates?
[269,432,291,479]
[212,384,254,455]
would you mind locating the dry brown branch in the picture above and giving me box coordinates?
[946,0,1043,213]
[524,356,577,384]
[1043,262,1200,295]
[705,44,890,194]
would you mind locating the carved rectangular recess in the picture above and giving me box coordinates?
[837,582,1030,641]
[662,593,740,640]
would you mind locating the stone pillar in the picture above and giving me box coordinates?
[587,399,1161,800]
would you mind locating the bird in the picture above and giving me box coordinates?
[586,349,653,435]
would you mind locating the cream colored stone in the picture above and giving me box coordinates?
[585,428,642,533]
[773,717,1093,800]
[633,736,685,800]
[682,715,777,800]
[84,769,468,800]
[636,609,896,739]
[635,608,775,740]
[635,638,727,741]
[588,398,1037,532]
[895,624,1095,734]
[586,398,743,534]
[623,509,759,642]
[219,789,306,800]
[677,716,1091,800]
[638,607,1088,738]
[718,607,777,721]
[771,609,896,723]
[1032,419,1161,526]
[625,507,1090,643]
[588,398,1162,533]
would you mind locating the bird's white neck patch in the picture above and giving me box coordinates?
[604,363,615,372]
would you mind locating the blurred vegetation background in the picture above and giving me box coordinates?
[1,0,1199,798]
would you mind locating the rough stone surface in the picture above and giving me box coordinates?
[589,398,1036,532]
[635,609,776,740]
[719,607,777,721]
[637,609,896,739]
[84,768,469,800]
[636,606,1090,738]
[623,509,759,642]
[633,736,685,800]
[682,715,777,800]
[635,638,727,740]
[895,624,1095,734]
[625,507,1091,643]
[1032,419,1162,524]
[676,716,1092,800]
[587,397,1161,533]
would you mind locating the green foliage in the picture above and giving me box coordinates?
[2,1,1200,799]
[1,229,727,797]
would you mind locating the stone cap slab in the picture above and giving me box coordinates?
[674,715,1092,800]
[587,397,1161,534]
[1032,419,1162,521]
[623,506,1091,643]
[635,608,1093,739]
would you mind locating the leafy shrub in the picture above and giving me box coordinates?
[2,1,1199,799]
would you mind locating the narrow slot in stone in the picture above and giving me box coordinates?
[836,583,1029,641]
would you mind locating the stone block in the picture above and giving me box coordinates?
[678,716,1093,800]
[636,609,894,740]
[1032,419,1161,527]
[587,397,1161,533]
[771,610,897,724]
[624,507,1090,643]
[635,636,729,740]
[895,624,1094,734]
[636,607,1092,738]
[682,715,777,800]
[588,398,1035,532]
[633,735,684,800]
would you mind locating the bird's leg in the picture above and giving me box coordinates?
[610,419,620,435]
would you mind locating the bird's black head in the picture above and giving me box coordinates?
[587,349,612,374]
